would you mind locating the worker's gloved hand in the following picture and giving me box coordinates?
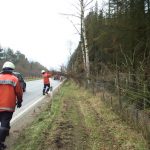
[17,101,22,108]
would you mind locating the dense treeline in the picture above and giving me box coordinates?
[0,47,47,77]
[69,0,150,74]
[68,0,150,107]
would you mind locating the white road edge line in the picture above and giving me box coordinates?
[11,81,62,124]
[10,96,44,124]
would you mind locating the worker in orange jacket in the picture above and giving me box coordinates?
[41,70,52,95]
[0,61,23,150]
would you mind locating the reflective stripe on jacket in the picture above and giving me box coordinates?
[0,73,23,112]
[42,72,52,84]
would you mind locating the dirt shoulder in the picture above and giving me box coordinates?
[7,81,149,150]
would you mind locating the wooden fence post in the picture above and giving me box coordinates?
[110,96,113,107]
[116,70,122,111]
[143,83,146,110]
[135,109,139,126]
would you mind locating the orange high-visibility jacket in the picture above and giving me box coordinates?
[42,72,52,84]
[0,73,23,112]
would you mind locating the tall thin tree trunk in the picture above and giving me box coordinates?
[80,40,86,70]
[80,0,90,82]
[147,0,150,12]
[108,0,111,18]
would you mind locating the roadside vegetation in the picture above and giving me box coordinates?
[68,0,150,110]
[12,81,149,150]
[66,0,150,143]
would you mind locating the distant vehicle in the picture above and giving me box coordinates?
[13,72,26,92]
[53,74,60,80]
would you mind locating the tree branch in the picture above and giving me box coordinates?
[67,17,81,35]
[84,0,94,8]
[59,13,80,19]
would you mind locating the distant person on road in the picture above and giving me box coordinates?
[41,70,52,95]
[0,61,23,150]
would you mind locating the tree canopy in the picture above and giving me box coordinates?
[0,47,47,77]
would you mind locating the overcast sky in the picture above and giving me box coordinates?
[0,0,105,69]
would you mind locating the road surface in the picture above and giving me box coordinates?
[11,78,61,124]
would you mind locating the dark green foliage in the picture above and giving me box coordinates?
[68,0,150,74]
[0,47,46,77]
[67,0,150,106]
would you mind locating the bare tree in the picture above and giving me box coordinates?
[80,0,92,83]
[61,0,94,83]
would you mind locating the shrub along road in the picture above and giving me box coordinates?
[8,81,149,150]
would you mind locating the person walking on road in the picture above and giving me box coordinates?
[0,61,23,150]
[41,70,52,95]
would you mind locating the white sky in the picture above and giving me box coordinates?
[0,0,81,69]
[0,0,105,69]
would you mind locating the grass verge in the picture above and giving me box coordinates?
[12,81,149,150]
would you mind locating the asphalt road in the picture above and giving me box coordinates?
[11,78,61,124]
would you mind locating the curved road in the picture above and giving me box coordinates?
[11,78,61,124]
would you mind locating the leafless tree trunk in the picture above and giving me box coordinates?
[61,0,93,82]
[80,0,92,83]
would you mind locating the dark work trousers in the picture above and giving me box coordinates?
[0,111,13,142]
[43,83,50,94]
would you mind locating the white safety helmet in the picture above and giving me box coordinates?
[2,61,15,70]
[41,70,45,73]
